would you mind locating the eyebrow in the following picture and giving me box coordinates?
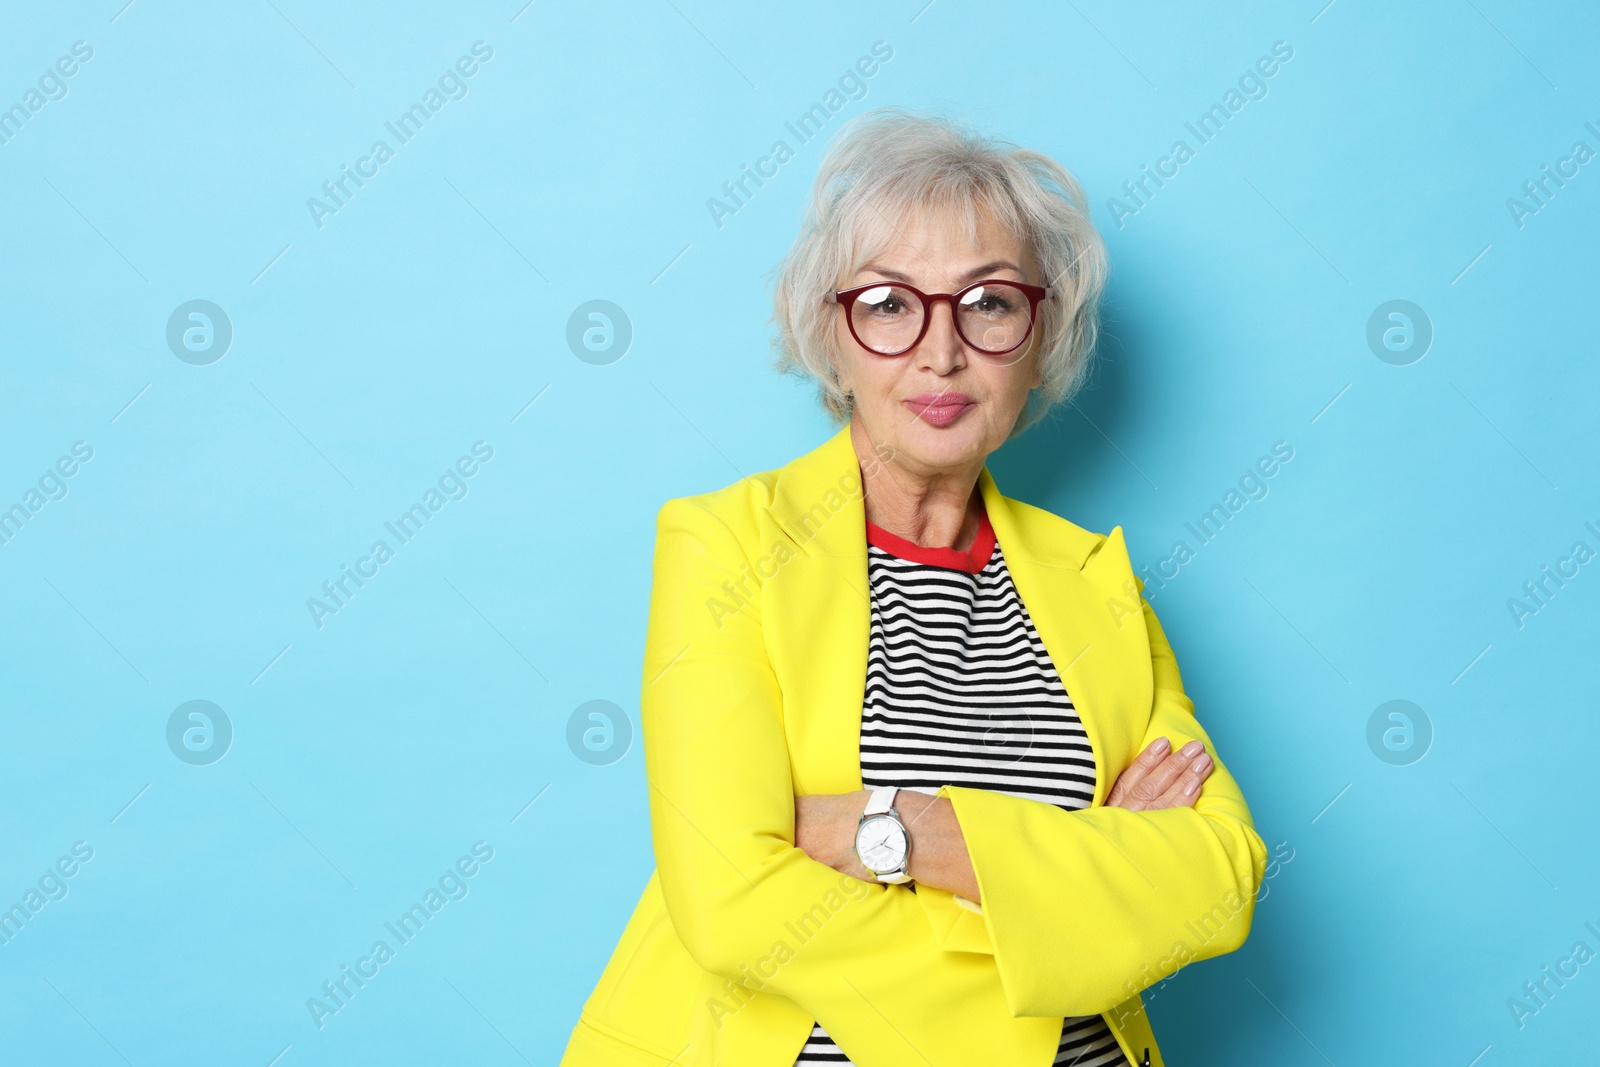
[856,260,1023,286]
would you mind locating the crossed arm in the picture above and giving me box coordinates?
[794,735,1218,903]
[643,498,1268,1037]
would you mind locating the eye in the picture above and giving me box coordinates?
[961,287,1017,314]
[859,285,905,314]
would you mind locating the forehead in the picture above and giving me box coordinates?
[849,196,1029,278]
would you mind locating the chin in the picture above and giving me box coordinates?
[897,420,991,471]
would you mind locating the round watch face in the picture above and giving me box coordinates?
[855,813,907,874]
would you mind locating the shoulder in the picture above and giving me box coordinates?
[653,428,854,548]
[652,468,783,550]
[992,486,1151,600]
[988,480,1118,568]
[1004,492,1108,545]
[649,463,835,591]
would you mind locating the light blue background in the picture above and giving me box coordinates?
[2,1,1596,1064]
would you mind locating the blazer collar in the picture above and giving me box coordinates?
[766,423,1102,571]
[763,423,1148,806]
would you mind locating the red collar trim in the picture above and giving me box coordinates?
[865,506,996,573]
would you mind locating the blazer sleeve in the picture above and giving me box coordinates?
[930,589,1270,1017]
[640,498,1024,1042]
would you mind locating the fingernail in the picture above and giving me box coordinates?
[1181,740,1204,757]
[1151,737,1170,755]
[1193,754,1212,774]
[1184,777,1200,796]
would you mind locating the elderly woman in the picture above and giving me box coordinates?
[560,107,1266,1067]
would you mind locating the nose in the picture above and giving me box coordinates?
[916,296,967,375]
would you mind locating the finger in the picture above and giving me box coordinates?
[1108,738,1180,809]
[1124,741,1206,810]
[1149,752,1214,810]
[1106,736,1171,806]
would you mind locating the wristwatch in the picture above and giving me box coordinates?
[853,786,912,884]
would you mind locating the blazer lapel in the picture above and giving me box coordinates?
[763,425,1151,806]
[763,425,871,796]
[979,473,1150,805]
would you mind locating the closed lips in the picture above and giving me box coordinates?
[906,393,973,408]
[903,393,976,426]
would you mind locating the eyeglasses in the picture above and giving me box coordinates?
[827,278,1053,358]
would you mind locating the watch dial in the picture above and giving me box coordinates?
[855,814,907,873]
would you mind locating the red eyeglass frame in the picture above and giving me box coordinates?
[826,278,1055,357]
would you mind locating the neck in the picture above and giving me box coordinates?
[849,418,985,551]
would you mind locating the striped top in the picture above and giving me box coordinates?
[791,504,1131,1067]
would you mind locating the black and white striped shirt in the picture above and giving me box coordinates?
[792,507,1131,1067]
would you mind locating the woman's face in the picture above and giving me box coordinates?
[831,201,1045,479]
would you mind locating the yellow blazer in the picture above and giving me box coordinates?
[561,424,1267,1067]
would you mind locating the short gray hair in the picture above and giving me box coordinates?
[768,106,1109,437]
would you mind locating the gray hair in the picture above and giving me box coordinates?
[768,106,1109,437]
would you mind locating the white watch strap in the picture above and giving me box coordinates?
[863,785,900,816]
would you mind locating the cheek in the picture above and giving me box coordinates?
[979,368,1036,432]
[834,327,880,390]
[870,371,908,412]
[984,363,1034,403]
[848,355,901,402]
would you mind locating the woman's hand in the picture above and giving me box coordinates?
[1105,736,1213,811]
